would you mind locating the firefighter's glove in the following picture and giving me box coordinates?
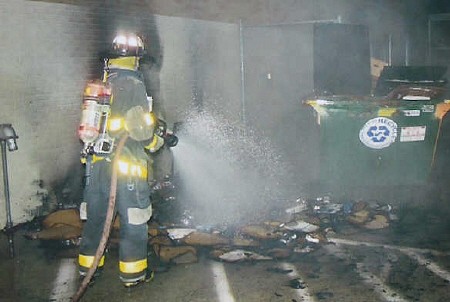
[124,106,155,141]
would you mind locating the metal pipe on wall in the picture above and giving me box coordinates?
[388,34,393,66]
[1,141,14,258]
[427,16,432,65]
[405,34,410,66]
[239,19,247,127]
[0,123,18,259]
[248,17,341,28]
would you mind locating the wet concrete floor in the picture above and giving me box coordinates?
[1,203,450,302]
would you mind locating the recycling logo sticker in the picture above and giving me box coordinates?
[359,117,397,149]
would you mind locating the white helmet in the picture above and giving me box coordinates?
[111,33,145,58]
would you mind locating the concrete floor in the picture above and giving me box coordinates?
[1,201,450,302]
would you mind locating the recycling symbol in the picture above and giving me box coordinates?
[366,125,390,143]
[359,117,397,149]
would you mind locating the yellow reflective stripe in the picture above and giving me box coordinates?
[151,112,157,126]
[92,155,105,163]
[117,160,147,179]
[144,135,160,150]
[144,113,153,126]
[108,112,154,132]
[145,135,164,153]
[378,108,397,117]
[80,154,105,164]
[78,254,105,269]
[304,100,329,117]
[108,57,138,70]
[119,259,147,274]
[108,118,123,131]
[118,160,129,175]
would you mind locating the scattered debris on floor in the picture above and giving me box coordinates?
[289,278,307,289]
[23,195,399,265]
[23,209,82,242]
[155,245,198,264]
[266,267,293,274]
[213,249,272,262]
[315,291,334,300]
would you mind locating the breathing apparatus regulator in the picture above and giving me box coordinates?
[78,74,114,157]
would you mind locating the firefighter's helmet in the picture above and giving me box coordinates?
[111,33,145,58]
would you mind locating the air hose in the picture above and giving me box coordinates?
[72,133,129,302]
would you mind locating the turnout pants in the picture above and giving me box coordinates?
[78,160,152,283]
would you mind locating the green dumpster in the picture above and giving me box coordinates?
[305,96,450,191]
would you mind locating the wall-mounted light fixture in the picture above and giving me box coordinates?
[0,123,19,258]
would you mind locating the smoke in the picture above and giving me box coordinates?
[172,109,291,227]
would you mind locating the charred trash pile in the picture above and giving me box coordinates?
[23,195,397,264]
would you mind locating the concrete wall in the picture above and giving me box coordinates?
[0,0,93,226]
[0,0,445,227]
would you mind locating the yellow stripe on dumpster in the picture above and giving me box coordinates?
[378,108,397,117]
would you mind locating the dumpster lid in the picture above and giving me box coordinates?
[374,66,448,97]
[384,85,447,101]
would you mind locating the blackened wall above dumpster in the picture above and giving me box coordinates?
[241,23,371,192]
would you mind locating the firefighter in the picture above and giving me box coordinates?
[77,33,168,287]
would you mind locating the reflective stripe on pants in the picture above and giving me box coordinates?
[78,254,105,273]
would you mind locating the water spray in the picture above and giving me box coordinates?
[172,110,291,227]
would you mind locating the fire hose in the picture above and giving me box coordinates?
[72,133,128,302]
